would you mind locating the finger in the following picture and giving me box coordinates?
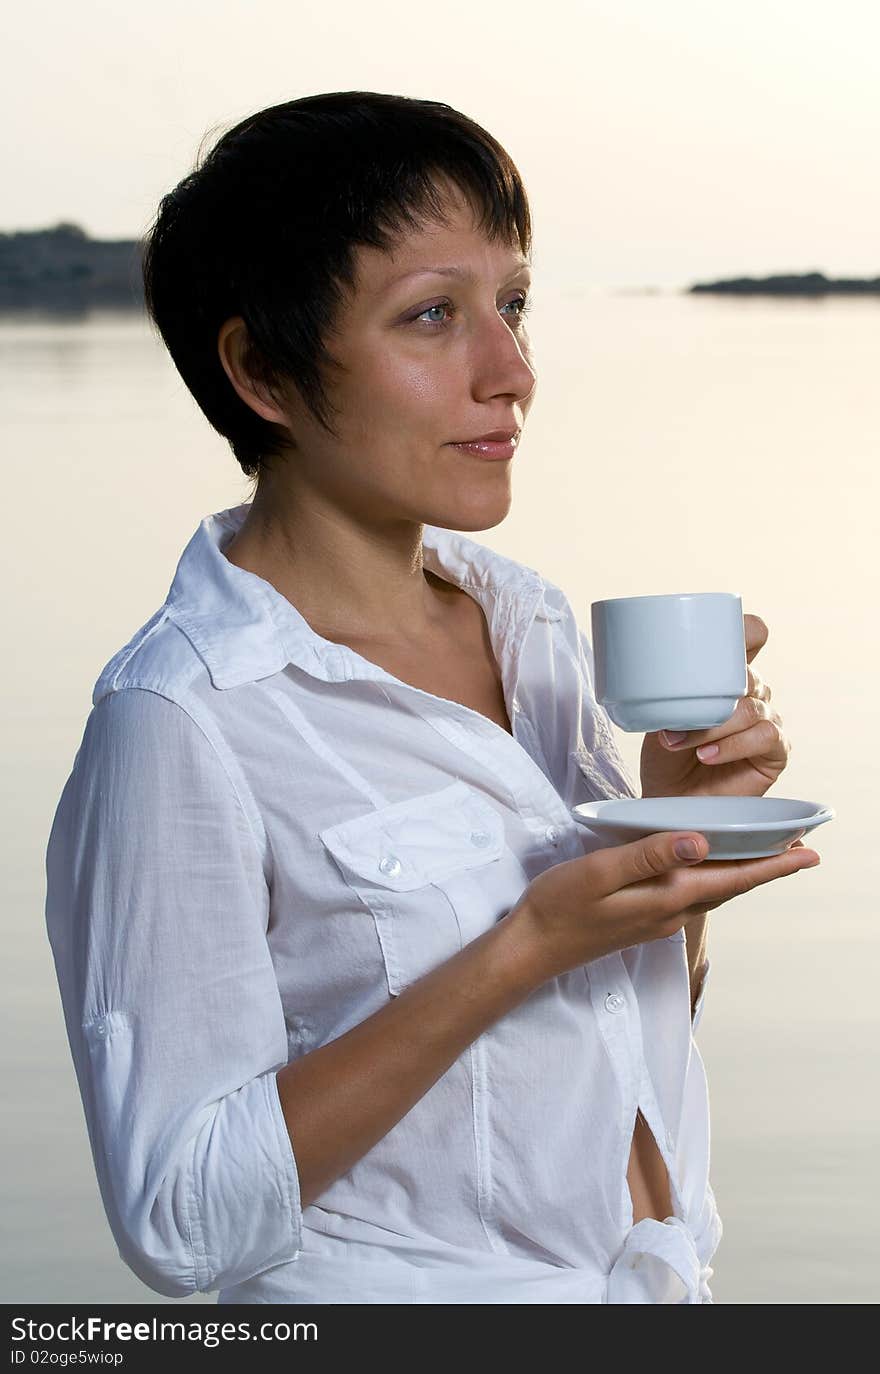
[612,840,821,919]
[746,665,772,702]
[662,695,772,751]
[692,718,789,768]
[744,614,769,663]
[588,830,714,900]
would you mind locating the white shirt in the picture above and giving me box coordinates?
[45,499,720,1305]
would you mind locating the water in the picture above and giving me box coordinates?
[3,292,876,1304]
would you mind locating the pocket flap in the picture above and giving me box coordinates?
[318,780,505,891]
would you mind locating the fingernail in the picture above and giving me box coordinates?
[696,743,720,761]
[663,731,688,747]
[800,855,821,868]
[675,839,701,860]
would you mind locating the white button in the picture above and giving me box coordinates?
[512,697,522,713]
[470,830,492,848]
[604,993,626,1014]
[378,855,402,877]
[95,1020,107,1036]
[666,1130,676,1151]
[545,825,560,845]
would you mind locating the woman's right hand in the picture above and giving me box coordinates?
[508,830,820,980]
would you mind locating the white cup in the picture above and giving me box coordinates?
[590,592,748,732]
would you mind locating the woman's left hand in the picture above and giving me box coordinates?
[639,614,792,799]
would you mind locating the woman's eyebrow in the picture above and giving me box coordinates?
[384,259,531,290]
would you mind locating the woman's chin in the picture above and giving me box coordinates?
[428,486,513,533]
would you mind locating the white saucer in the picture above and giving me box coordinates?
[571,795,834,860]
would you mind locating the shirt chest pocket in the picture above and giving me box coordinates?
[318,780,521,997]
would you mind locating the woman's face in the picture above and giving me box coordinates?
[260,186,537,533]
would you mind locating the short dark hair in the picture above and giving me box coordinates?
[141,91,532,487]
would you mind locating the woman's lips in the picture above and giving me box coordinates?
[449,438,517,460]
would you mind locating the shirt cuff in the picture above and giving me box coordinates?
[185,1067,304,1294]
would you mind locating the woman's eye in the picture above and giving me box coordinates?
[417,302,453,326]
[411,293,532,329]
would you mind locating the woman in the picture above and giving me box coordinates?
[44,91,815,1304]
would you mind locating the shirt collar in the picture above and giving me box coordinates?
[165,500,559,691]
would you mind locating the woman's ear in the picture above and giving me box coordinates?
[217,316,288,424]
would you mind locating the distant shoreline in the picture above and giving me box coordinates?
[0,224,144,312]
[1,224,878,310]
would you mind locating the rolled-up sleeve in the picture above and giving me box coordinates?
[44,687,302,1298]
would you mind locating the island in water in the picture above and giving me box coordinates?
[687,271,880,296]
[1,224,878,309]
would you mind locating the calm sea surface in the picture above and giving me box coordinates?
[3,291,877,1304]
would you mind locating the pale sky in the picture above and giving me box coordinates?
[5,0,878,288]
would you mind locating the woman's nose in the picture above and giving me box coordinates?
[472,317,536,402]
